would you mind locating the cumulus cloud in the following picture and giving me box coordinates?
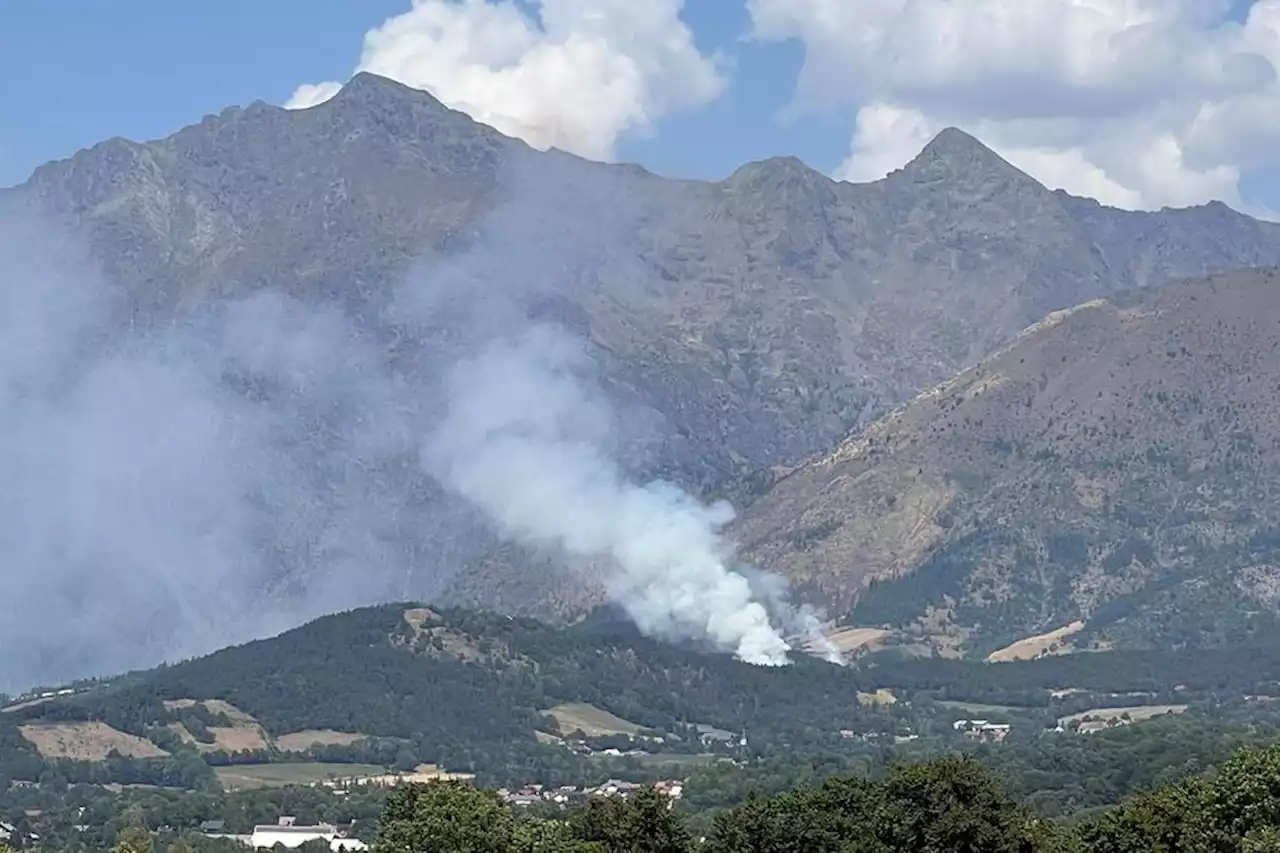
[286,0,726,162]
[750,0,1280,212]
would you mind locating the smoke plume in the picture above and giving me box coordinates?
[0,161,833,690]
[0,202,470,692]
[422,327,793,666]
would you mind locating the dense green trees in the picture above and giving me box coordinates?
[1082,743,1280,852]
[24,602,1280,784]
[373,781,684,853]
[18,603,1280,851]
[372,745,1280,853]
[703,759,1060,853]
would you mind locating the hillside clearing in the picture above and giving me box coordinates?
[20,722,169,761]
[213,763,385,791]
[986,622,1085,663]
[163,699,270,752]
[606,753,723,768]
[857,689,898,706]
[275,730,368,751]
[544,703,649,737]
[1059,705,1189,726]
[937,700,1030,715]
[168,721,270,753]
[821,627,891,654]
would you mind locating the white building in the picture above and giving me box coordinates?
[248,820,367,851]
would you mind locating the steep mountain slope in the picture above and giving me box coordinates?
[12,73,1280,630]
[16,74,1280,493]
[732,270,1280,655]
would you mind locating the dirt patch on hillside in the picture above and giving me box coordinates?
[164,699,269,753]
[275,730,368,751]
[823,627,891,654]
[21,723,168,761]
[402,607,440,635]
[162,699,199,712]
[986,621,1085,663]
[857,689,898,706]
[169,722,269,754]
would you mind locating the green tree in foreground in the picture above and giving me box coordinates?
[570,786,689,853]
[373,746,1280,853]
[112,825,155,853]
[373,781,514,853]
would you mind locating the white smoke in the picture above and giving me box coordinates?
[421,326,794,666]
[0,149,847,689]
[740,565,847,666]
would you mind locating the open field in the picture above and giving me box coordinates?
[936,700,1031,715]
[986,621,1085,663]
[275,730,368,751]
[164,699,271,753]
[1059,705,1188,726]
[544,703,649,737]
[20,722,168,761]
[605,753,723,768]
[857,689,898,706]
[213,763,386,791]
[169,721,270,753]
[822,627,892,654]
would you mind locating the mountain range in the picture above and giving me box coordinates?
[11,72,1280,665]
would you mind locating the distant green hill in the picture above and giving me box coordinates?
[11,602,1280,793]
[0,604,894,789]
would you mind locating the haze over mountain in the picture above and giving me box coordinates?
[8,72,1280,685]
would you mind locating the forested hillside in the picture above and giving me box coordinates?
[9,603,1280,794]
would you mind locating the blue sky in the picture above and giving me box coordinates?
[3,1,1280,215]
[0,0,846,188]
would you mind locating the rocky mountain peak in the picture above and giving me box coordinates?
[721,155,839,211]
[896,126,1041,191]
[330,72,448,110]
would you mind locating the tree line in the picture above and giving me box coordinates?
[368,740,1280,853]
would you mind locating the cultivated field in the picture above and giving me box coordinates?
[619,753,723,768]
[275,730,368,751]
[1059,705,1189,726]
[213,763,385,791]
[20,722,169,761]
[936,700,1029,715]
[985,621,1085,662]
[544,703,649,737]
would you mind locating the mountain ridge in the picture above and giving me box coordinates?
[10,73,1280,674]
[732,269,1280,655]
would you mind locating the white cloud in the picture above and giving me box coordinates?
[287,82,342,111]
[751,0,1280,212]
[286,0,726,163]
